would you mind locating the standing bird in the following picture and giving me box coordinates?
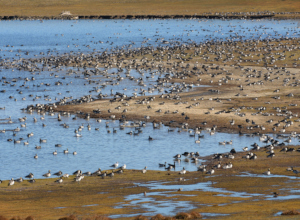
[142,166,147,174]
[25,173,34,179]
[43,170,51,177]
[53,171,62,176]
[110,162,119,168]
[8,178,14,186]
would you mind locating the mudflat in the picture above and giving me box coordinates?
[53,38,300,135]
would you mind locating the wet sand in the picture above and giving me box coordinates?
[52,38,300,135]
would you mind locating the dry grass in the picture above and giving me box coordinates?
[58,215,77,220]
[175,212,201,219]
[132,212,202,220]
[0,0,299,17]
[134,215,149,220]
[281,210,300,215]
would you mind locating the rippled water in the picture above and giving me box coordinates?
[0,18,299,181]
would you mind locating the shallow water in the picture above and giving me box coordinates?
[0,18,300,181]
[138,181,264,198]
[238,172,298,179]
[111,191,196,218]
[110,180,262,218]
[1,19,299,60]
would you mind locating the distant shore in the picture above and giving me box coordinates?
[1,13,300,21]
[0,0,299,20]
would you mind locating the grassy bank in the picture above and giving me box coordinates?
[0,0,299,17]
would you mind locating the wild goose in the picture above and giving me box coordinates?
[40,138,47,143]
[73,170,81,176]
[206,168,215,175]
[74,175,84,182]
[263,168,271,175]
[214,162,221,169]
[107,172,114,177]
[25,173,34,179]
[43,170,51,177]
[142,166,147,174]
[267,153,275,159]
[118,164,126,170]
[99,171,107,178]
[173,154,181,159]
[179,167,186,175]
[182,152,190,157]
[28,179,36,183]
[159,162,167,167]
[92,168,102,176]
[116,169,123,174]
[62,173,69,178]
[8,178,14,186]
[110,162,119,168]
[292,168,300,175]
[55,177,63,184]
[15,177,23,183]
[53,171,62,176]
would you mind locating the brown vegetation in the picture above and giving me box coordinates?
[281,210,300,215]
[0,0,299,18]
[133,212,202,220]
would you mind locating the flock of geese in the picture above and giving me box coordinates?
[4,162,128,186]
[157,132,300,181]
[0,20,299,189]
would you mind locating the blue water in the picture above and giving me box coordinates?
[0,18,299,181]
[1,19,299,60]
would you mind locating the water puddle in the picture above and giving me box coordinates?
[111,180,264,218]
[138,181,263,198]
[82,204,98,207]
[238,172,298,180]
[274,212,282,216]
[266,194,300,201]
[201,213,230,219]
[54,207,66,209]
[111,191,195,218]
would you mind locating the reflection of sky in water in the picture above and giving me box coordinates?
[1,107,298,180]
[112,191,196,218]
[110,180,299,217]
[0,19,299,59]
[138,181,264,197]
